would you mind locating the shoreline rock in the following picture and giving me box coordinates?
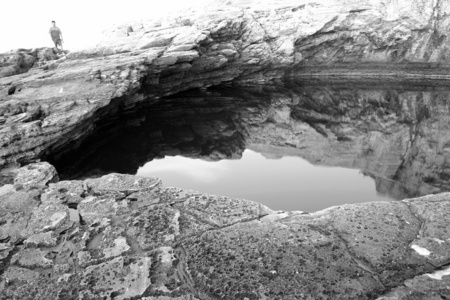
[1,0,450,298]
[3,0,450,167]
[0,162,448,299]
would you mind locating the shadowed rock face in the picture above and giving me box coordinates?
[2,1,450,298]
[48,81,450,201]
[3,0,450,168]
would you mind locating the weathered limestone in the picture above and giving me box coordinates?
[1,0,450,298]
[3,0,450,169]
[0,162,449,299]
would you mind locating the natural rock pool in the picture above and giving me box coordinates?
[3,0,450,296]
[48,80,450,211]
[136,149,391,211]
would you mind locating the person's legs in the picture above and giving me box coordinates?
[52,39,63,52]
[53,39,59,50]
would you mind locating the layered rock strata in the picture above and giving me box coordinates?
[0,162,449,299]
[3,0,450,167]
[1,0,450,298]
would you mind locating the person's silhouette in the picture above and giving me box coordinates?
[49,20,63,51]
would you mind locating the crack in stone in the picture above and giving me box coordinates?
[370,200,450,297]
[0,245,22,277]
[234,11,249,43]
[173,244,201,299]
[312,223,387,290]
[377,261,450,299]
[23,193,43,232]
[173,204,221,231]
[398,201,444,270]
[170,212,271,299]
[248,13,269,43]
[167,195,201,207]
[430,261,450,274]
[431,0,443,31]
[174,210,269,246]
[294,199,450,300]
[400,200,426,241]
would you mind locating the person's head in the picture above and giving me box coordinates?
[51,20,56,26]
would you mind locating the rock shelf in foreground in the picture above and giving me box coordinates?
[1,0,450,298]
[0,162,449,299]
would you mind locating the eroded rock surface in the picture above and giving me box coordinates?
[0,162,449,299]
[3,0,450,168]
[1,0,450,298]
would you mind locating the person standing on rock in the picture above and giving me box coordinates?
[49,21,64,52]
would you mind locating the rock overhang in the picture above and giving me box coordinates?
[1,0,450,298]
[3,0,450,166]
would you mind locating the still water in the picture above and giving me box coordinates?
[50,81,450,211]
[137,148,391,212]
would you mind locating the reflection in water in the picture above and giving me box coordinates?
[137,149,391,211]
[139,156,230,183]
[48,80,450,210]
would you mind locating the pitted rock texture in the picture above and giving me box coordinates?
[0,163,449,299]
[1,1,450,298]
[3,0,450,168]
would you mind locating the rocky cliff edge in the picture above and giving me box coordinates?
[1,0,450,299]
[3,0,450,166]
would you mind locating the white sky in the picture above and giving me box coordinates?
[0,0,210,52]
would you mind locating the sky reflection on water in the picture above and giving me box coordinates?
[137,149,392,212]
